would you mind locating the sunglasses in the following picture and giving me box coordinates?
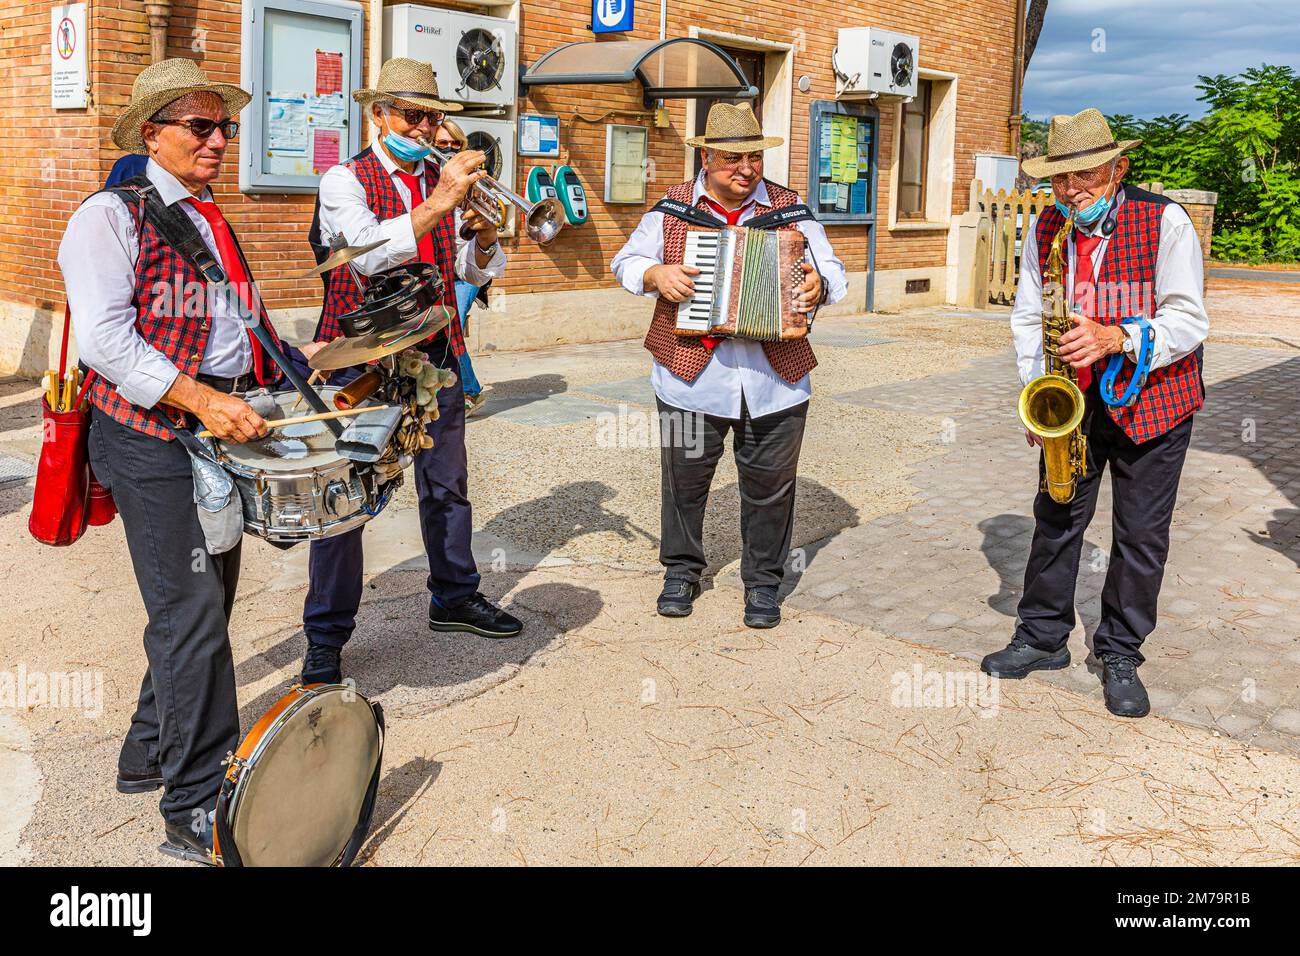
[393,107,446,127]
[154,117,239,141]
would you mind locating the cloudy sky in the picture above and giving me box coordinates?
[1022,0,1300,119]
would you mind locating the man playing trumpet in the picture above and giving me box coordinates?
[300,58,521,686]
[981,109,1209,717]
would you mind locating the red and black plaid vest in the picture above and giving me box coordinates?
[84,185,285,441]
[644,178,817,385]
[315,148,463,359]
[1035,186,1204,444]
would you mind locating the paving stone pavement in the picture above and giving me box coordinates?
[740,342,1300,754]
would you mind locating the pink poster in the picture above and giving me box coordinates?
[315,50,343,96]
[312,128,341,174]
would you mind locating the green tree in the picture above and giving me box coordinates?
[1100,65,1300,262]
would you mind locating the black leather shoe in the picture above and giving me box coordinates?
[743,586,781,629]
[116,766,163,794]
[657,578,701,617]
[1100,653,1150,718]
[980,635,1070,679]
[430,593,523,639]
[302,641,343,685]
[159,810,215,866]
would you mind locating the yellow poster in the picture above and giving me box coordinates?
[829,114,858,185]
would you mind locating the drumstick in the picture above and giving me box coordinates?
[291,370,323,411]
[197,404,394,440]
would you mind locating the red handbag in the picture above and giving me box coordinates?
[29,306,117,546]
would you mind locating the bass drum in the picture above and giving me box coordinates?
[215,684,384,867]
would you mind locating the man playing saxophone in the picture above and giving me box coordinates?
[981,109,1209,718]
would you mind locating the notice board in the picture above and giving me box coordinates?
[240,0,364,194]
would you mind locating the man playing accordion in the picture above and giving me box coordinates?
[611,103,847,628]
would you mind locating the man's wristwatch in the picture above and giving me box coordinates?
[476,238,498,256]
[1121,329,1135,359]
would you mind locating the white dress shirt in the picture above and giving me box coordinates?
[610,172,848,419]
[1010,187,1209,386]
[315,143,505,299]
[58,158,253,409]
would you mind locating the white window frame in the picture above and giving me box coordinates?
[887,67,958,232]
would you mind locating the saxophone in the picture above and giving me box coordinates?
[1018,211,1087,504]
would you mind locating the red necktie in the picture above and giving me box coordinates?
[1071,232,1103,391]
[185,198,268,384]
[395,171,438,267]
[696,197,755,349]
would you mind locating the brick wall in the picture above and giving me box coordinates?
[0,0,1018,365]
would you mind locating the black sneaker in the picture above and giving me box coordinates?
[302,641,343,685]
[657,578,701,617]
[430,593,523,639]
[980,635,1070,679]
[116,766,164,794]
[159,809,216,866]
[1100,653,1150,718]
[743,586,781,629]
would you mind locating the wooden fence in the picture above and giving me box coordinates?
[969,180,1053,306]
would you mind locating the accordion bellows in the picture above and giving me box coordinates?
[675,226,809,341]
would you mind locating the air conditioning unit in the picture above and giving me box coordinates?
[834,28,920,99]
[383,5,517,108]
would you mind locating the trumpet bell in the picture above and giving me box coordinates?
[525,197,565,244]
[1019,373,1085,439]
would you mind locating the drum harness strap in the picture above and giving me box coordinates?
[649,198,828,327]
[215,699,386,867]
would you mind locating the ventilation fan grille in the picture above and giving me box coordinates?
[456,28,505,94]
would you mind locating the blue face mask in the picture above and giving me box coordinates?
[382,129,430,163]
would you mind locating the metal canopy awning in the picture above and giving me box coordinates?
[521,38,759,104]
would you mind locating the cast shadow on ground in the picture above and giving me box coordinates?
[978,512,1104,660]
[470,372,567,421]
[1200,353,1300,568]
[236,573,602,725]
[712,476,860,601]
[355,755,442,865]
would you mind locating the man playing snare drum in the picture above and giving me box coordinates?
[58,59,281,863]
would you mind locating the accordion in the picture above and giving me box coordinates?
[675,226,809,341]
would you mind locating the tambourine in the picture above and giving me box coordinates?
[339,262,443,337]
[213,683,384,867]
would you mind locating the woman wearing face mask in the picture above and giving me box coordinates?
[434,118,496,415]
[983,109,1209,721]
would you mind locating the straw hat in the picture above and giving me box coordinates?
[353,58,462,114]
[1021,108,1141,179]
[112,58,251,154]
[686,102,782,151]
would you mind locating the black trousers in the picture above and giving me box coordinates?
[89,408,241,826]
[657,396,808,590]
[1015,395,1194,665]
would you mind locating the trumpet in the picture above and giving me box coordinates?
[416,136,565,245]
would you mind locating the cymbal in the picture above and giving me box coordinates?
[299,239,389,279]
[308,308,451,370]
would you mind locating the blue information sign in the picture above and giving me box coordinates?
[592,0,633,34]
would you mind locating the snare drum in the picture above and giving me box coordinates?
[214,683,385,867]
[216,387,399,543]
